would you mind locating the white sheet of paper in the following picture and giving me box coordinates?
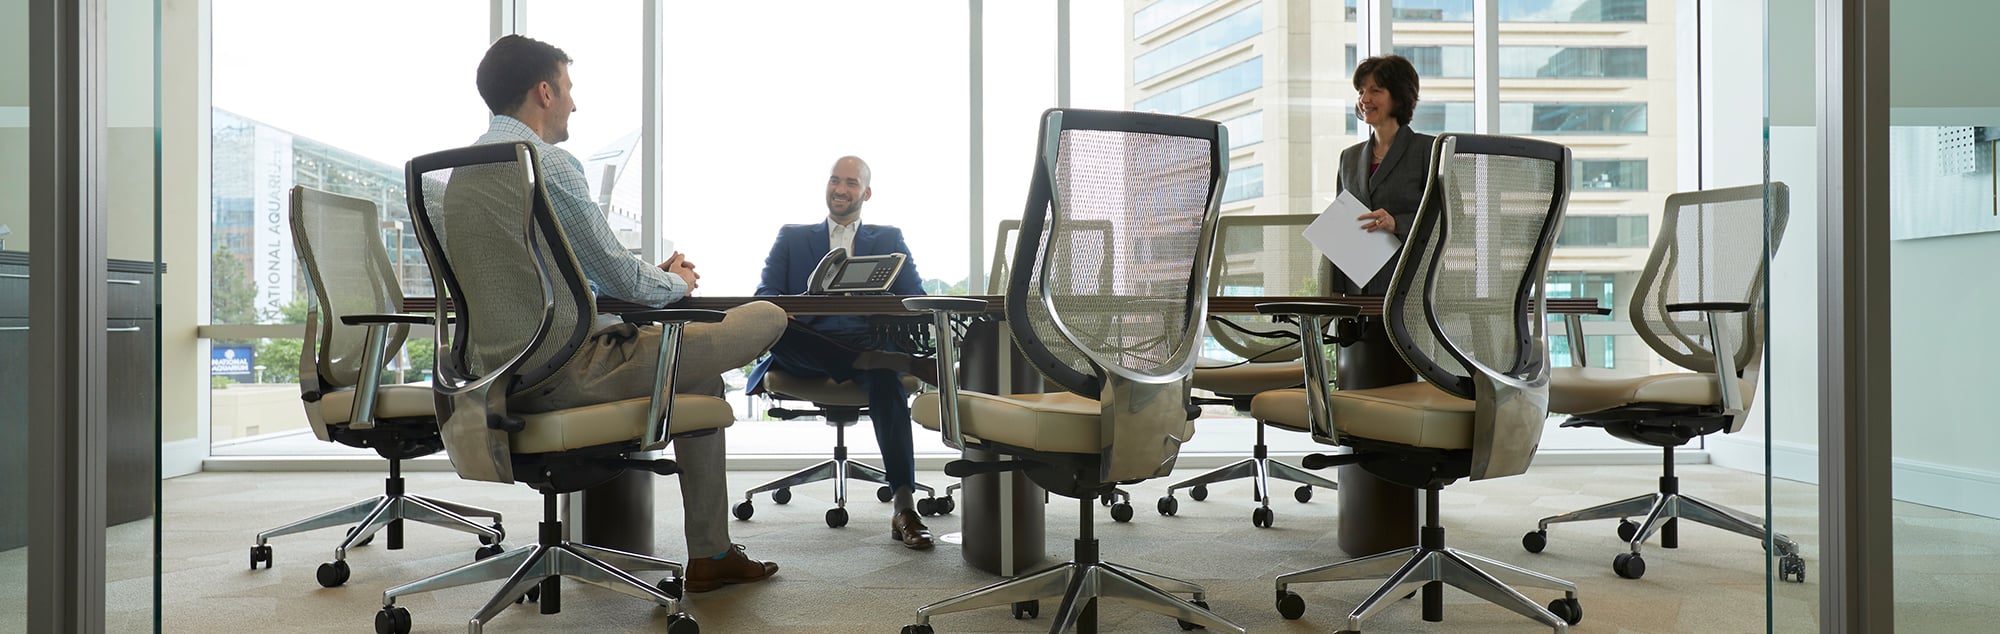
[1302,190,1402,286]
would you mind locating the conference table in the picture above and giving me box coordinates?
[404,294,1607,565]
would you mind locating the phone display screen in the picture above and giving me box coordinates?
[819,252,906,293]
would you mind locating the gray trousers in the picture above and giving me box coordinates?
[515,300,787,557]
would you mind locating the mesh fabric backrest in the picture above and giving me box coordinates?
[292,187,406,389]
[1014,126,1213,393]
[1391,138,1564,398]
[408,145,593,393]
[1208,214,1327,362]
[1631,183,1789,374]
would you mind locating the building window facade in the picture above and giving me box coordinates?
[1135,0,1224,37]
[1556,214,1649,248]
[1221,110,1263,149]
[1573,158,1649,191]
[1135,56,1262,115]
[1345,0,1647,23]
[1221,164,1264,203]
[1134,4,1261,82]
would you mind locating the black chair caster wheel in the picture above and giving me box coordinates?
[1522,529,1548,553]
[1294,485,1313,503]
[513,584,542,604]
[1548,597,1583,625]
[900,625,935,634]
[374,606,411,634]
[732,501,755,520]
[1189,484,1209,501]
[249,545,272,570]
[877,486,894,503]
[346,526,375,548]
[1110,502,1134,523]
[478,525,504,546]
[1178,599,1210,630]
[1276,589,1306,620]
[1157,496,1178,516]
[916,497,938,516]
[1251,506,1274,528]
[1780,553,1808,583]
[316,560,351,587]
[772,487,792,505]
[1011,599,1039,619]
[1614,552,1647,579]
[657,577,684,600]
[937,495,955,515]
[825,507,849,528]
[1617,518,1640,542]
[665,612,699,634]
[475,543,505,560]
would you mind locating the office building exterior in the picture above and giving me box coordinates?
[1128,0,1670,370]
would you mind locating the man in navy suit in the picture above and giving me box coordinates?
[746,156,937,549]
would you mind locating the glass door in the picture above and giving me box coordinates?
[1,0,31,627]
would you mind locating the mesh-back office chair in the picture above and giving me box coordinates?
[1521,183,1805,583]
[1159,213,1339,528]
[1254,134,1582,631]
[899,108,1243,634]
[371,143,726,634]
[735,373,941,527]
[249,186,503,589]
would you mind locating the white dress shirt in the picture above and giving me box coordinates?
[827,218,861,254]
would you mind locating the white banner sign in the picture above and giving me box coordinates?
[252,125,295,322]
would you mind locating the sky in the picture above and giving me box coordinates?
[212,0,1128,296]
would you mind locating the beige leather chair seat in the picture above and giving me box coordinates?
[1549,367,1753,415]
[1192,359,1304,396]
[1251,382,1476,450]
[316,384,435,425]
[763,371,922,407]
[513,396,734,455]
[913,391,1195,455]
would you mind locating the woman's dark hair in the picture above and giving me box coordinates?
[476,35,573,117]
[1353,55,1420,127]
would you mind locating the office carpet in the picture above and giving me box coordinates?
[11,464,1851,632]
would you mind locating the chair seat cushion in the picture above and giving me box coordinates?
[913,390,1195,455]
[764,371,922,407]
[316,384,434,425]
[514,395,734,454]
[1192,360,1304,397]
[1550,367,1750,415]
[1250,382,1475,450]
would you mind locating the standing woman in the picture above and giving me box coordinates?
[1338,54,1434,294]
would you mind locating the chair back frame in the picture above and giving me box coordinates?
[1630,181,1790,432]
[404,142,594,483]
[290,186,408,441]
[1004,108,1228,483]
[1385,134,1570,480]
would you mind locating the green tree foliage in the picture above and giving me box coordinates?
[211,246,258,325]
[250,298,311,384]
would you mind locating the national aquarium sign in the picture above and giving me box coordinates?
[211,345,254,380]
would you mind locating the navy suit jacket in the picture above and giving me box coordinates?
[746,221,926,393]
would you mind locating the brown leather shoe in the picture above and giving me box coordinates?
[892,509,935,549]
[683,544,778,593]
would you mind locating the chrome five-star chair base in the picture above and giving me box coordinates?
[1523,449,1805,582]
[252,458,503,588]
[904,497,1244,634]
[734,418,942,527]
[375,494,694,634]
[1158,420,1335,528]
[1276,488,1580,633]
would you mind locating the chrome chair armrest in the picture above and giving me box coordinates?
[624,308,729,451]
[903,297,989,450]
[1667,302,1749,420]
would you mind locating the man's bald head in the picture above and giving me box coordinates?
[825,156,873,223]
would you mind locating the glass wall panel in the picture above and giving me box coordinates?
[0,0,28,626]
[665,1,969,456]
[207,0,488,456]
[1888,1,2000,630]
[106,0,162,627]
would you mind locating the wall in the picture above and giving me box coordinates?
[159,0,210,473]
[1,0,27,250]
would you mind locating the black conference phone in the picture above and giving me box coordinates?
[806,247,908,295]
